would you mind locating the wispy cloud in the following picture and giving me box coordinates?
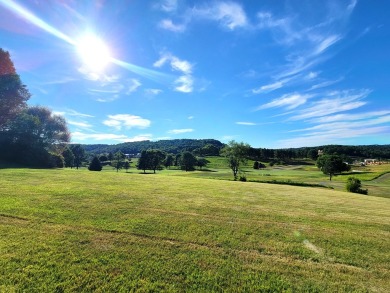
[308,77,343,91]
[159,19,186,32]
[103,114,151,130]
[126,79,141,94]
[54,109,94,118]
[72,132,152,143]
[253,1,357,92]
[145,88,163,95]
[156,0,178,12]
[67,120,93,129]
[289,89,370,121]
[236,122,256,126]
[309,110,390,124]
[277,126,390,148]
[167,128,194,134]
[252,81,284,94]
[159,1,248,33]
[154,52,194,93]
[255,93,314,111]
[193,1,248,30]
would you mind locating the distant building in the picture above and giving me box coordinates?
[318,150,324,156]
[364,159,378,165]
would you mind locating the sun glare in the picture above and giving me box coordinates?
[76,34,112,72]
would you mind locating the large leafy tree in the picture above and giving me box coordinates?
[137,150,149,173]
[316,154,350,181]
[112,151,125,172]
[179,151,197,171]
[70,144,85,169]
[164,154,174,169]
[147,149,166,173]
[62,145,75,167]
[0,106,70,167]
[221,140,251,180]
[137,149,166,173]
[0,49,30,127]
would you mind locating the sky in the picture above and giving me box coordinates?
[1,0,389,148]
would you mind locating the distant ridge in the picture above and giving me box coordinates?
[80,139,390,159]
[82,139,224,155]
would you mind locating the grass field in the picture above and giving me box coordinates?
[0,167,389,292]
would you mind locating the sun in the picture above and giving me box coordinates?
[76,34,112,72]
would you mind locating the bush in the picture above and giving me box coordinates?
[346,177,368,195]
[239,175,247,182]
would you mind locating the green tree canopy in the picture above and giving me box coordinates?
[70,144,85,169]
[180,151,197,171]
[137,150,149,173]
[113,151,125,172]
[316,154,350,181]
[147,149,166,173]
[220,140,251,180]
[0,106,70,167]
[88,156,102,171]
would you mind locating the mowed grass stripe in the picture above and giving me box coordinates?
[0,168,389,292]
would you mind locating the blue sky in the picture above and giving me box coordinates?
[1,0,389,148]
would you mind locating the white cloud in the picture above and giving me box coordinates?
[213,1,248,30]
[277,126,390,148]
[67,120,93,128]
[313,35,341,55]
[168,128,194,134]
[252,81,284,94]
[188,116,194,120]
[236,122,256,126]
[171,56,192,74]
[127,79,141,94]
[309,110,390,124]
[256,93,314,111]
[145,88,163,95]
[103,114,151,130]
[305,71,320,80]
[175,75,193,93]
[154,53,193,74]
[157,0,178,12]
[154,53,194,93]
[159,19,186,32]
[71,132,152,143]
[289,89,370,121]
[192,1,248,30]
[308,77,343,91]
[53,109,94,118]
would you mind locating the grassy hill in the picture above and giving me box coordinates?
[0,168,389,292]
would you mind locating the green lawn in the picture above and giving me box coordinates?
[0,167,389,292]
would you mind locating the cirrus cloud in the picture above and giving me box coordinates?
[103,114,151,130]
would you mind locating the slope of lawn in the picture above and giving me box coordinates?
[0,167,389,292]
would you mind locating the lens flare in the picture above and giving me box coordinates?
[76,34,111,72]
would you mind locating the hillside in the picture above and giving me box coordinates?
[0,168,389,292]
[81,139,390,160]
[82,139,224,155]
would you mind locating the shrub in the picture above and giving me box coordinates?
[239,175,247,182]
[346,177,368,195]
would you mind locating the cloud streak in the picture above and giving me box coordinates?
[255,93,314,111]
[167,128,194,134]
[103,114,151,130]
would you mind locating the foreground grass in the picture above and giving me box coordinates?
[0,168,389,292]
